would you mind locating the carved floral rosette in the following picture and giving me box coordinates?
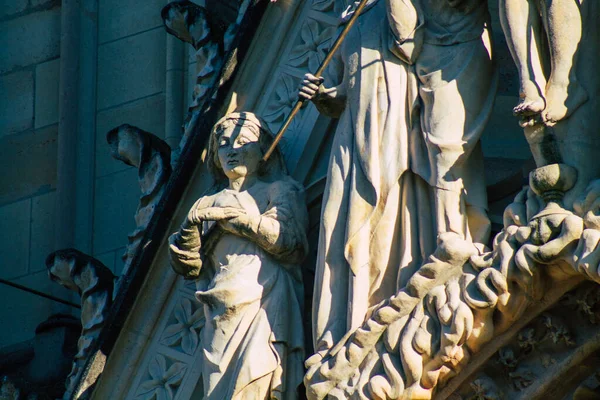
[304,169,600,400]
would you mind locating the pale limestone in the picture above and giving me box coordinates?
[168,113,308,399]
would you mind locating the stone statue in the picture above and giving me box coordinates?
[168,112,308,400]
[499,0,587,127]
[298,0,496,355]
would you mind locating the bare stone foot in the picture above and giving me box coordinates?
[513,80,546,117]
[542,78,588,126]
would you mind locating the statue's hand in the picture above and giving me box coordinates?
[298,73,325,102]
[188,206,244,225]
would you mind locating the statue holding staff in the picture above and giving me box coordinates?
[298,0,497,354]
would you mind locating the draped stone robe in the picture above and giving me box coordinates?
[312,0,496,351]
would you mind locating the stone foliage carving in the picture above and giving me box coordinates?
[168,112,309,399]
[107,124,172,274]
[162,0,252,149]
[46,249,115,400]
[303,166,600,399]
[135,354,187,400]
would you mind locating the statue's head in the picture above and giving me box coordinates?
[208,112,287,183]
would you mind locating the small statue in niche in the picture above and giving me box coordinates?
[500,0,587,126]
[168,112,308,400]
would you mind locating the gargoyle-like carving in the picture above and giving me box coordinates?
[107,124,172,274]
[46,249,115,400]
[169,112,308,399]
[304,164,600,399]
[161,0,251,149]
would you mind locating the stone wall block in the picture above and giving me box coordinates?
[0,198,31,280]
[0,125,58,205]
[0,7,61,74]
[92,168,140,254]
[96,28,166,110]
[98,0,164,44]
[0,70,34,136]
[0,0,28,20]
[29,191,56,273]
[95,94,166,178]
[34,58,60,129]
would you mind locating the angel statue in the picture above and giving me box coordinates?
[168,112,309,400]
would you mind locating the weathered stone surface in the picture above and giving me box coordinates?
[0,125,58,205]
[46,249,115,400]
[0,271,73,347]
[92,168,139,255]
[0,7,60,74]
[0,0,28,20]
[106,124,172,274]
[29,191,56,273]
[98,0,164,44]
[96,28,166,110]
[481,95,531,160]
[34,58,60,129]
[0,198,30,280]
[93,250,117,275]
[0,70,33,136]
[95,93,166,178]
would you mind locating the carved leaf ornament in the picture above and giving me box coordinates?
[289,19,335,71]
[161,298,205,355]
[136,355,187,400]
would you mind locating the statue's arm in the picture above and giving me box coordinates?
[168,196,214,279]
[219,181,309,264]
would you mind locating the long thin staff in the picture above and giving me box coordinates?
[262,0,370,161]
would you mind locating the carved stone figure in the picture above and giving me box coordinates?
[107,124,172,275]
[46,249,115,400]
[168,112,308,399]
[499,0,587,127]
[298,0,496,355]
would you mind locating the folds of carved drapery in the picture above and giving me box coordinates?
[106,124,172,276]
[46,249,115,400]
[304,163,600,400]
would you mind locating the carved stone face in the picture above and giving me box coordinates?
[216,123,263,180]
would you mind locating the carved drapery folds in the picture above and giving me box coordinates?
[106,124,172,274]
[46,249,115,399]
